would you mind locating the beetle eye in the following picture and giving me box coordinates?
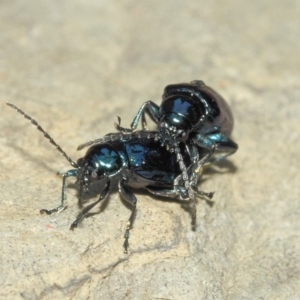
[91,170,98,178]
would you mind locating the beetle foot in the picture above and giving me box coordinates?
[206,191,215,199]
[191,201,197,226]
[40,205,66,215]
[40,209,53,215]
[114,116,133,133]
[123,227,130,254]
[70,221,78,230]
[192,187,215,200]
[56,171,65,178]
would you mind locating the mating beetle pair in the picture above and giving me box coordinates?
[7,80,237,253]
[116,80,238,218]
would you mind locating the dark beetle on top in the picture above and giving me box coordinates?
[115,80,238,200]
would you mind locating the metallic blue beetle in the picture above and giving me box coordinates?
[115,80,238,202]
[7,103,213,253]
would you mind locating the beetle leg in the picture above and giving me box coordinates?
[118,178,137,253]
[147,186,214,201]
[191,133,215,150]
[192,133,238,165]
[174,144,215,188]
[173,148,190,199]
[40,169,77,215]
[147,185,214,222]
[70,179,111,230]
[146,187,178,198]
[173,145,215,224]
[205,133,238,163]
[115,101,160,132]
[174,143,215,217]
[185,143,200,164]
[184,144,216,188]
[141,109,148,130]
[172,147,197,223]
[191,186,214,200]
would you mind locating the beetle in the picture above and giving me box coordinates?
[115,80,238,202]
[7,103,213,253]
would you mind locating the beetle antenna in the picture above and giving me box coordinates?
[7,103,78,168]
[77,131,163,151]
[77,138,104,151]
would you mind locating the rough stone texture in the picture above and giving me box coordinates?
[1,1,300,299]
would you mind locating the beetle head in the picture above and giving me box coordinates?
[159,113,191,147]
[76,157,103,192]
[76,144,122,192]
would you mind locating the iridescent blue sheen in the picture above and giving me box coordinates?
[116,80,238,165]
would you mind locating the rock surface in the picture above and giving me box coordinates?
[1,1,300,299]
